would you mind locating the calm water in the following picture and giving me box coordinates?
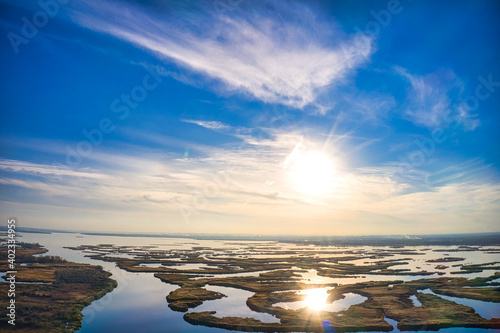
[419,289,500,320]
[16,232,228,333]
[275,289,367,311]
[9,232,500,333]
[196,285,279,323]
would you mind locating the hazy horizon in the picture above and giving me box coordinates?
[9,226,500,240]
[1,0,499,235]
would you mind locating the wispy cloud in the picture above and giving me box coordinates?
[67,0,373,111]
[1,129,498,234]
[182,119,230,130]
[0,159,107,179]
[341,92,395,123]
[396,67,480,130]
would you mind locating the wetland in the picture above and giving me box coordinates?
[1,232,499,332]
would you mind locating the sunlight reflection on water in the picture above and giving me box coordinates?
[11,232,500,333]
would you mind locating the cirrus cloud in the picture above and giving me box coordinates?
[67,0,373,112]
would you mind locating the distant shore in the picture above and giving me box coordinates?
[2,226,499,246]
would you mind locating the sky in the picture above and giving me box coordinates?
[0,0,499,235]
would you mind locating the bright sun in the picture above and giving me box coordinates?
[303,289,328,311]
[289,151,335,196]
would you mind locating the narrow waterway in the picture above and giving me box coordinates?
[11,232,500,333]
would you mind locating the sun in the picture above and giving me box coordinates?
[289,151,335,196]
[303,289,328,311]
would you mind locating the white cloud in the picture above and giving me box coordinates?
[342,92,395,123]
[396,67,480,130]
[0,159,107,179]
[182,119,230,130]
[2,130,499,234]
[68,0,373,111]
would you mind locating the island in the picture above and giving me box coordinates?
[66,241,500,332]
[0,241,116,332]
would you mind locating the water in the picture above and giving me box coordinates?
[381,318,500,333]
[196,285,279,323]
[275,289,367,311]
[409,295,422,307]
[190,269,278,279]
[419,289,500,320]
[15,232,229,333]
[171,263,215,270]
[10,232,500,333]
[137,263,214,269]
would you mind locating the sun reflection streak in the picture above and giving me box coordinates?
[302,289,329,311]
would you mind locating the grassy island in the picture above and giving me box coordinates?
[67,241,500,332]
[0,241,117,332]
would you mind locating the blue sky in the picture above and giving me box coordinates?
[0,0,499,235]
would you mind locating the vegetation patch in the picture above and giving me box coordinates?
[0,241,116,332]
[167,287,226,312]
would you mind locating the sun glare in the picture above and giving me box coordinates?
[289,151,335,196]
[303,289,329,311]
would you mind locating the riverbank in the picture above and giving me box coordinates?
[0,240,117,332]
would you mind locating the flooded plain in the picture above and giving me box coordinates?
[7,232,500,333]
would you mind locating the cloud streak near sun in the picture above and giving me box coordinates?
[68,0,373,111]
[1,125,498,235]
[1,0,498,235]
